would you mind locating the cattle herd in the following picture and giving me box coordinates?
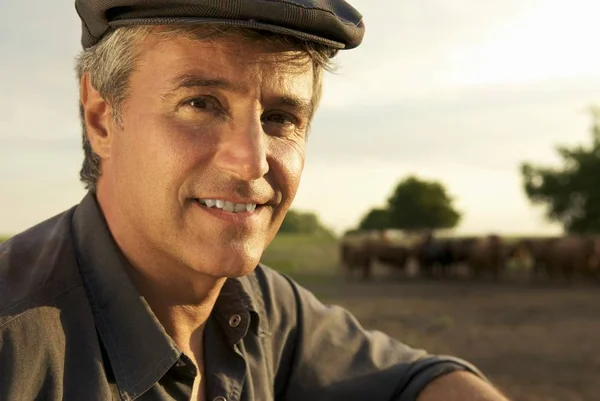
[340,230,600,283]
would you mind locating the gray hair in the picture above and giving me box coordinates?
[75,25,339,193]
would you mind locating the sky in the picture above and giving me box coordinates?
[1,0,600,236]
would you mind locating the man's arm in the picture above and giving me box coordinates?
[418,371,510,401]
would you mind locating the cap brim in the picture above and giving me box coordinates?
[108,17,346,49]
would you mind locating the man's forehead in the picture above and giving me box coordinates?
[136,32,314,91]
[139,29,313,66]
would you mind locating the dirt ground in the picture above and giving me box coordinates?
[298,273,600,401]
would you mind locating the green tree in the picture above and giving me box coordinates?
[357,208,391,230]
[386,176,461,231]
[279,209,334,236]
[520,108,600,233]
[343,228,360,236]
[279,209,304,233]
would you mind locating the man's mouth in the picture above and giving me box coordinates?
[195,198,258,213]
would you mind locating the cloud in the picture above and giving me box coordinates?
[0,0,80,141]
[447,0,600,85]
[320,0,542,107]
[308,76,600,170]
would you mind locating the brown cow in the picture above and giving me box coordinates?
[586,235,600,282]
[339,232,377,280]
[372,233,411,276]
[546,235,600,282]
[340,231,413,280]
[466,234,507,280]
[511,237,559,281]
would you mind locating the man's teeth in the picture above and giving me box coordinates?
[198,199,257,213]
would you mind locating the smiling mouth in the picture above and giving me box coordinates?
[194,198,260,213]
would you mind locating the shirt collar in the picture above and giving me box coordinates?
[71,192,266,400]
[213,276,267,344]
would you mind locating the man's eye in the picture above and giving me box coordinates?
[262,112,298,127]
[185,96,220,111]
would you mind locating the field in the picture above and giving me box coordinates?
[262,234,600,401]
[2,233,598,400]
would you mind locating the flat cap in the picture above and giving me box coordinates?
[75,0,365,50]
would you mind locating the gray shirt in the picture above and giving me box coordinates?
[0,192,487,400]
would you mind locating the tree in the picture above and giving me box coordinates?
[520,108,600,233]
[357,208,391,231]
[279,209,334,237]
[279,209,304,233]
[386,176,461,231]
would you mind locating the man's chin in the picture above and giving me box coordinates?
[225,263,260,278]
[182,235,268,278]
[209,262,260,279]
[189,254,262,279]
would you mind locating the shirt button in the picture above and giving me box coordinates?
[213,397,227,401]
[229,314,242,328]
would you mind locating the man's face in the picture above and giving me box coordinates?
[95,30,314,277]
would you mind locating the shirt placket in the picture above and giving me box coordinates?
[203,312,250,401]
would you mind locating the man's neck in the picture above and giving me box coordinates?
[129,267,223,401]
[129,267,225,357]
[96,189,226,361]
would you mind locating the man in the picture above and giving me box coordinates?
[0,1,510,400]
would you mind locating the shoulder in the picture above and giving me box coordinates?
[0,208,109,399]
[0,206,82,326]
[245,267,491,400]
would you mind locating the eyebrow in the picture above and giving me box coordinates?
[163,74,245,97]
[274,96,314,119]
[164,73,314,117]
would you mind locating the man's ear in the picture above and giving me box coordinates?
[80,73,115,159]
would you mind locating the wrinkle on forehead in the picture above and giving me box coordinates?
[146,29,314,73]
[152,25,315,71]
[138,32,314,104]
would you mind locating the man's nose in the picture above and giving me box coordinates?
[214,115,270,181]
